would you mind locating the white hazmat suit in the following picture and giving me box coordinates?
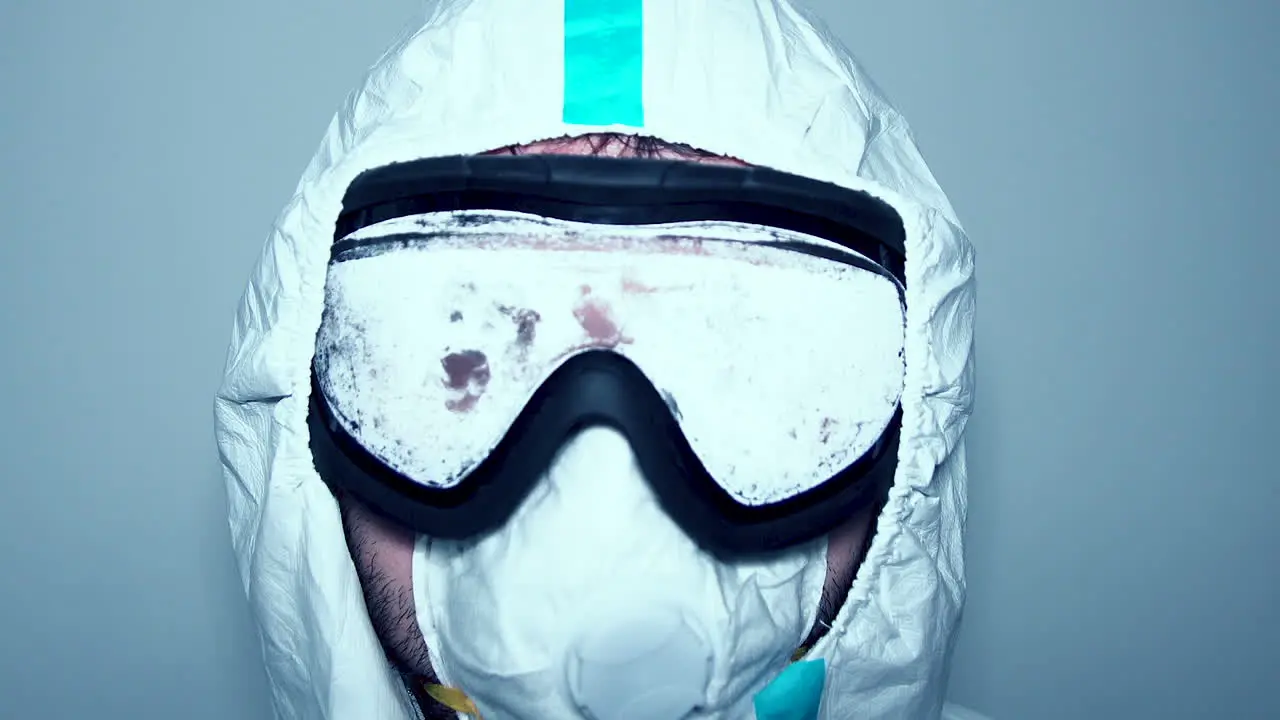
[214,0,980,718]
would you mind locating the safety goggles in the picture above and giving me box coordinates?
[309,155,907,556]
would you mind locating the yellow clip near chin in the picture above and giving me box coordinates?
[424,683,485,719]
[791,644,813,662]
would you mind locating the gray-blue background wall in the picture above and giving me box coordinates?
[1,2,1275,718]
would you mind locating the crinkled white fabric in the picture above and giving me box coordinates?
[213,0,978,718]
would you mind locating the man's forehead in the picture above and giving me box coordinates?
[487,133,749,166]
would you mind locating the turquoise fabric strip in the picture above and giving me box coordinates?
[563,0,645,127]
[752,659,827,720]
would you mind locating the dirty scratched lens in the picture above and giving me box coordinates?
[315,223,904,506]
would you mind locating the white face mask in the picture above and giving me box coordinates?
[412,424,829,720]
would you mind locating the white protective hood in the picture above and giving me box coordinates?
[213,0,978,718]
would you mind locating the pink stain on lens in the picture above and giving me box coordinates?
[572,295,631,348]
[620,277,697,294]
[621,278,659,294]
[446,393,481,413]
[441,350,490,412]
